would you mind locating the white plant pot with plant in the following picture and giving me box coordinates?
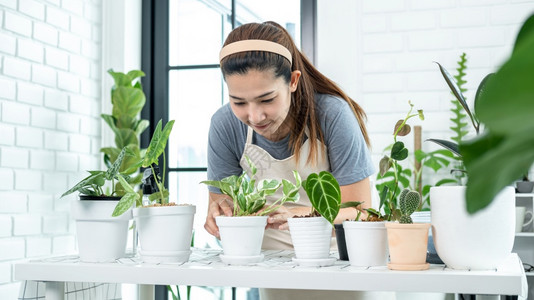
[343,216,388,267]
[287,171,341,266]
[430,186,514,270]
[202,156,301,265]
[427,59,519,270]
[62,148,137,262]
[110,120,197,264]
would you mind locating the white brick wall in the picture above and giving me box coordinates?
[317,0,534,188]
[0,0,103,291]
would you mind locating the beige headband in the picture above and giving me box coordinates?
[219,40,292,65]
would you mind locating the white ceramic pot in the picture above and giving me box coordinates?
[343,221,388,267]
[70,198,132,262]
[288,217,332,259]
[430,186,515,270]
[134,205,196,263]
[216,216,268,258]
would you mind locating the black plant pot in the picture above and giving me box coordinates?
[426,235,444,264]
[79,195,122,201]
[334,224,349,261]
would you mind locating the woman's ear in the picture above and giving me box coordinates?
[289,70,301,92]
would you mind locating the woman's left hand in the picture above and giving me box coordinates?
[266,206,311,230]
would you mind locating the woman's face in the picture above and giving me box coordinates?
[226,69,301,141]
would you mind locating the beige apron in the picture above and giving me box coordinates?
[239,127,394,300]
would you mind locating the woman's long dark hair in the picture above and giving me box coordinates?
[220,21,370,165]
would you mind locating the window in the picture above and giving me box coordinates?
[142,0,313,298]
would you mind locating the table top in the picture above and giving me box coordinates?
[15,249,528,296]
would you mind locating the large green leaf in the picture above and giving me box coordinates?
[142,120,175,167]
[304,171,341,225]
[112,175,140,217]
[462,131,534,213]
[134,119,150,136]
[475,32,534,135]
[513,14,534,55]
[108,69,132,87]
[426,138,460,157]
[111,87,146,120]
[115,128,138,149]
[126,70,145,82]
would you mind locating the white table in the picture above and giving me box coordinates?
[15,249,528,300]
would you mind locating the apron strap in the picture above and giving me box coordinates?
[246,126,254,144]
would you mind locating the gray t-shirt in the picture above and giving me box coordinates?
[207,93,375,193]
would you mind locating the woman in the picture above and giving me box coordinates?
[205,21,390,300]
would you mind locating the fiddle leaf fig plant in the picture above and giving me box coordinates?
[302,171,341,226]
[200,156,301,216]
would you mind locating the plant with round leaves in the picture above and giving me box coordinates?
[302,171,341,226]
[200,156,301,216]
[376,101,424,221]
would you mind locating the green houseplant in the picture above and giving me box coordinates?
[63,147,137,262]
[200,157,301,264]
[286,171,341,266]
[385,188,431,271]
[426,14,534,269]
[102,69,149,191]
[125,120,197,264]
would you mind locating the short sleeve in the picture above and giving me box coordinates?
[206,105,245,193]
[318,95,375,185]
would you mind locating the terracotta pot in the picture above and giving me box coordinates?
[385,222,431,270]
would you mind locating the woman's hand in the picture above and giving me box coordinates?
[267,206,311,230]
[204,192,233,238]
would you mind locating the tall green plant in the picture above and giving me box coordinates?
[101,70,149,189]
[112,120,175,216]
[376,102,424,220]
[461,13,534,213]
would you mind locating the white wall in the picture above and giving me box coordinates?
[317,0,534,185]
[0,0,103,297]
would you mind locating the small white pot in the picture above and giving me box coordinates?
[134,205,196,263]
[288,217,332,259]
[343,221,388,267]
[216,216,268,258]
[71,198,132,262]
[430,186,515,270]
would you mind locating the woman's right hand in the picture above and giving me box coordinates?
[204,192,233,239]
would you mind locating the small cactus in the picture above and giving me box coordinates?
[398,188,421,224]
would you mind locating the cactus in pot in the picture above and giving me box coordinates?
[398,189,422,224]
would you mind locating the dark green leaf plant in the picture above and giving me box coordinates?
[376,101,424,221]
[200,156,302,216]
[302,171,342,226]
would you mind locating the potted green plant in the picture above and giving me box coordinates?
[385,188,431,271]
[114,120,197,264]
[287,171,341,266]
[200,156,301,265]
[62,148,138,262]
[101,69,149,186]
[428,55,516,270]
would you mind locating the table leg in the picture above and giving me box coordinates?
[139,284,155,300]
[45,282,65,300]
